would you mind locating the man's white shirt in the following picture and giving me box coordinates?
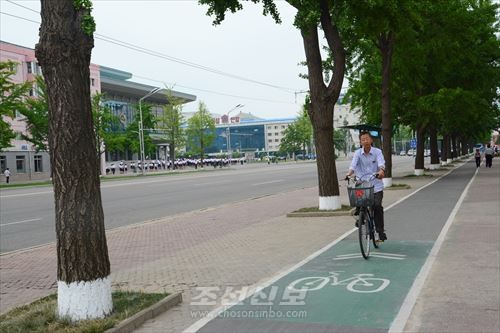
[349,146,385,193]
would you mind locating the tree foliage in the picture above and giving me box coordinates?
[0,61,31,150]
[20,76,49,152]
[186,101,216,163]
[125,103,157,158]
[280,110,312,156]
[156,89,185,165]
[347,0,499,166]
[92,93,127,157]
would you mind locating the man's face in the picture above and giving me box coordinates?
[360,134,373,149]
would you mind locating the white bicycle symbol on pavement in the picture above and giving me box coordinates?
[287,271,390,293]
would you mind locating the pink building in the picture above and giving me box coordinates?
[0,41,101,151]
[1,40,196,182]
[0,41,101,181]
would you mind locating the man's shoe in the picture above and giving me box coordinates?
[378,232,387,241]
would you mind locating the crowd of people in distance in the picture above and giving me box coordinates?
[105,157,247,175]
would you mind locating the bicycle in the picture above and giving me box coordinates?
[345,173,381,259]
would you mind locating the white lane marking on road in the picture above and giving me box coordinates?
[0,191,53,198]
[1,218,42,227]
[183,228,358,333]
[252,180,284,186]
[388,166,479,333]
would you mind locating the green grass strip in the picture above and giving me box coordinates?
[0,291,166,333]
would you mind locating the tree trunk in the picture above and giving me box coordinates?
[379,32,394,187]
[441,134,449,163]
[460,136,468,156]
[451,134,458,160]
[301,11,344,210]
[429,127,440,169]
[200,136,205,165]
[414,125,425,175]
[446,134,453,163]
[309,102,339,204]
[36,0,111,321]
[169,143,175,170]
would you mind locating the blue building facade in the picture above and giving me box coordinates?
[205,118,296,154]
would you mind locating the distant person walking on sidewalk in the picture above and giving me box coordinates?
[345,131,387,241]
[484,144,494,168]
[3,168,10,183]
[475,148,482,168]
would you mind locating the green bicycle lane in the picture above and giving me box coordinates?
[192,161,476,333]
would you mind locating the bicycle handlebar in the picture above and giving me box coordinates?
[345,173,379,185]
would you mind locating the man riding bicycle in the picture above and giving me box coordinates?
[345,131,387,241]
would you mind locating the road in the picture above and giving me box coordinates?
[0,157,415,253]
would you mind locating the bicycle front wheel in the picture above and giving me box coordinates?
[368,212,379,249]
[358,209,370,259]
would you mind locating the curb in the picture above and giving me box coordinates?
[385,184,411,190]
[286,210,351,218]
[105,292,182,333]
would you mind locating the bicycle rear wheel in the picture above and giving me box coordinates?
[358,210,370,259]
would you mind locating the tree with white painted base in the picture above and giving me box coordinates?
[200,0,346,210]
[35,0,112,320]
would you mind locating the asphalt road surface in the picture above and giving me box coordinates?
[0,157,414,253]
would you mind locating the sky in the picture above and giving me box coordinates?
[0,0,321,119]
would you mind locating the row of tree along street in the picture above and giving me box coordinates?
[0,0,496,323]
[202,0,498,209]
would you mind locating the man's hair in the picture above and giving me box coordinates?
[359,131,372,139]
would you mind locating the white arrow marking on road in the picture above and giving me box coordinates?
[1,218,42,227]
[333,252,407,260]
[372,254,406,260]
[334,253,363,260]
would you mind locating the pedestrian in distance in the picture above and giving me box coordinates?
[475,148,481,168]
[484,144,494,168]
[3,168,11,183]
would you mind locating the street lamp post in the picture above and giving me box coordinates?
[226,104,244,163]
[139,87,161,176]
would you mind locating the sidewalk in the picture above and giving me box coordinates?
[404,163,499,332]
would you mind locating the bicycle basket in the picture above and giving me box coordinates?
[348,184,374,207]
